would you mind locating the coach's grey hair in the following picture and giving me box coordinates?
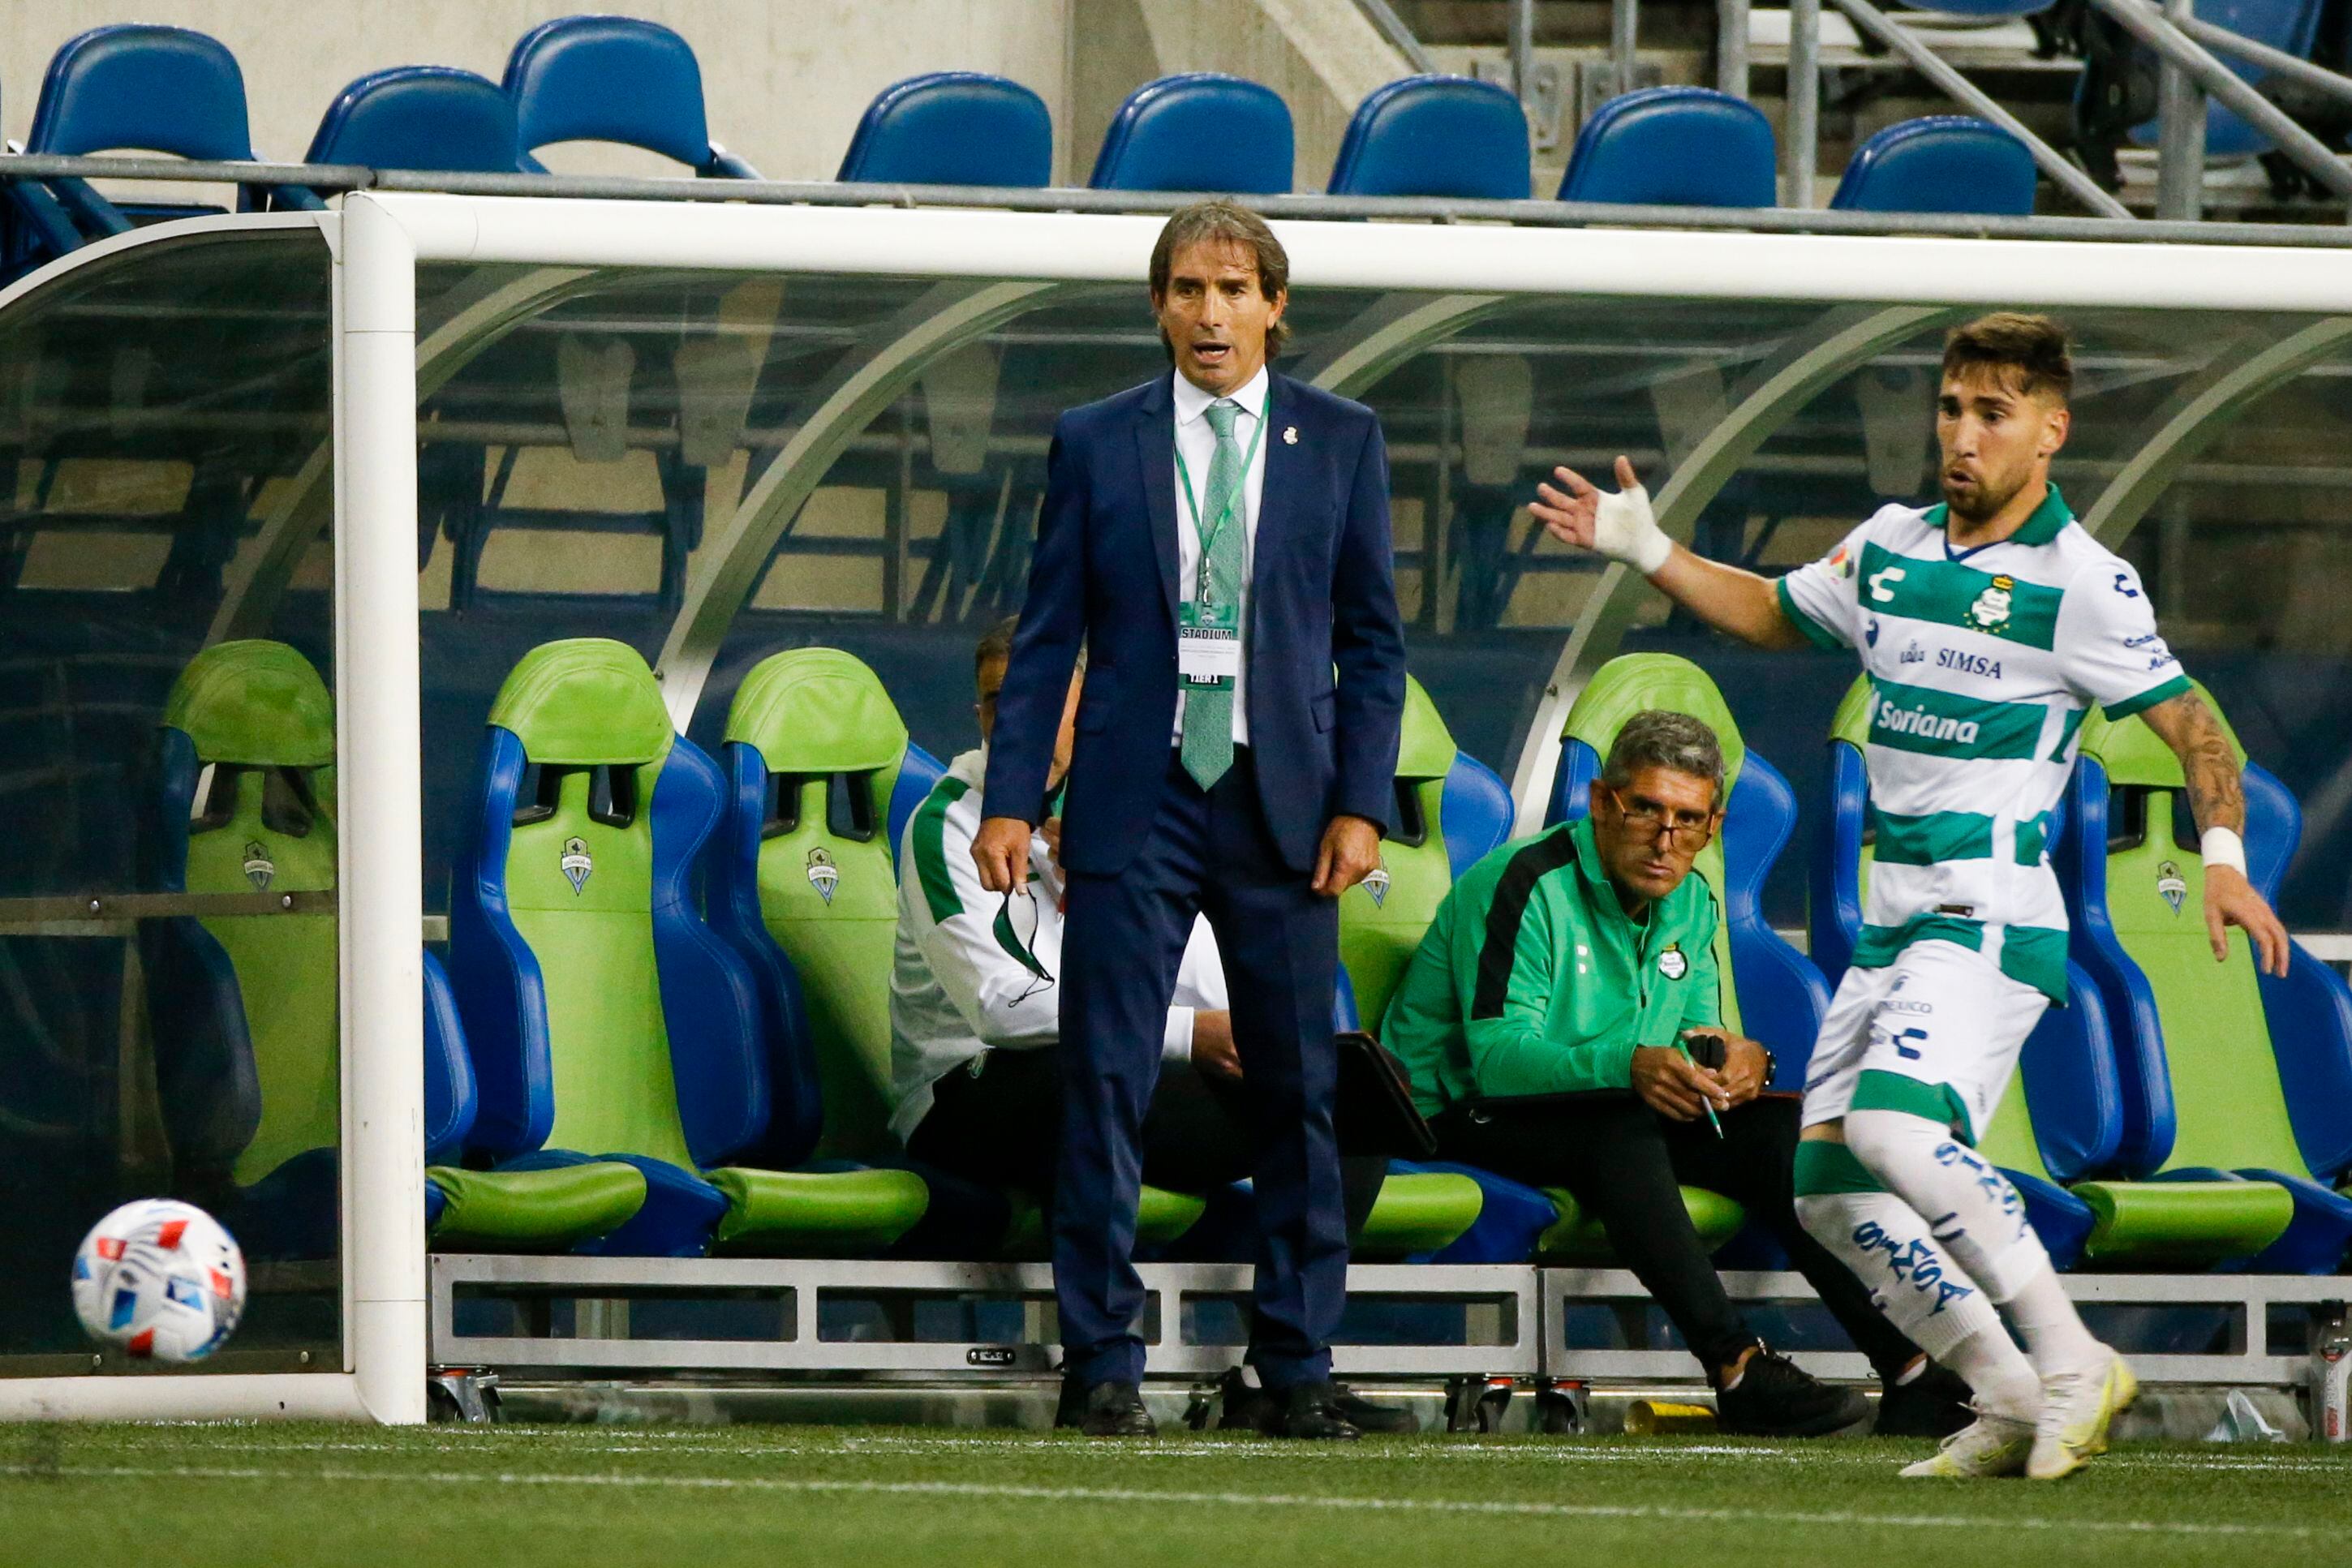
[1600,710,1726,808]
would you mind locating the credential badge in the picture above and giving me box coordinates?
[560,836,592,895]
[1362,860,1391,909]
[2156,859,2186,916]
[1658,942,1688,981]
[806,845,839,905]
[242,840,275,891]
[1967,574,2015,634]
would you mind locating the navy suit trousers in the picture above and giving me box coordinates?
[1055,748,1348,1390]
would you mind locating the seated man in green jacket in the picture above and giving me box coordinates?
[1382,710,1969,1438]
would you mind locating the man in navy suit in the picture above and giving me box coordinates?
[974,201,1405,1439]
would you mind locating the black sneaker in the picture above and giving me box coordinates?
[1713,1345,1869,1437]
[1874,1362,1976,1439]
[1078,1381,1157,1438]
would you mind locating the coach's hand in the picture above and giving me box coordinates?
[1532,457,1673,576]
[1312,814,1382,898]
[972,816,1034,894]
[1190,1011,1243,1083]
[1632,1045,1731,1123]
[1714,1034,1771,1107]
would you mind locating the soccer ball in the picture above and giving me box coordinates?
[71,1199,247,1363]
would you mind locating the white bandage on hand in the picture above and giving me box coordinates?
[2201,826,2247,876]
[1592,479,1673,575]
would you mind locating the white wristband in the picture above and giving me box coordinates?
[1593,482,1674,576]
[2200,826,2247,876]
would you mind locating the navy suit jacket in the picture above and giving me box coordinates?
[984,369,1406,877]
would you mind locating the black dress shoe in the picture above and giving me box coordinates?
[1874,1361,1976,1438]
[1266,1379,1361,1441]
[1079,1380,1157,1438]
[1054,1373,1087,1431]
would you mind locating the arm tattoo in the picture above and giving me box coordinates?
[2154,692,2245,836]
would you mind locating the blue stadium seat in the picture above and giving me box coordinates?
[290,67,524,202]
[2126,0,2324,157]
[2059,683,2352,1271]
[1089,73,1294,193]
[1327,75,1531,199]
[445,638,931,1257]
[838,72,1053,187]
[1557,86,1777,207]
[1809,674,2124,1268]
[502,14,757,177]
[5,25,314,273]
[1831,116,2037,215]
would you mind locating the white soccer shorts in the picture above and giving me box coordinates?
[1800,936,2051,1144]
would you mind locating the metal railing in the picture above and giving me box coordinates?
[11,154,2352,248]
[1351,0,2352,224]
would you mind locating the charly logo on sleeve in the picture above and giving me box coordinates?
[241,841,275,891]
[1658,942,1688,981]
[560,837,593,895]
[2156,859,2186,916]
[806,845,839,904]
[1361,858,1391,909]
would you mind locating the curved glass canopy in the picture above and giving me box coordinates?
[4,200,2352,1406]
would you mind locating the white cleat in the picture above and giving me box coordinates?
[2027,1351,2139,1481]
[1898,1410,2035,1479]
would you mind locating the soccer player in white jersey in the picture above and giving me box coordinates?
[1530,313,2290,1480]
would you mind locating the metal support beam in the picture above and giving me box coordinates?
[1828,0,2138,218]
[210,264,600,643]
[1350,0,1438,74]
[1719,0,1753,97]
[2090,0,2352,207]
[1507,303,1958,824]
[1511,0,1537,100]
[1296,292,1512,396]
[655,280,1073,728]
[1788,0,1822,207]
[2080,316,2352,543]
[2156,0,2208,221]
[1613,0,1641,91]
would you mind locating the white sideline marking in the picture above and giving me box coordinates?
[0,1462,2328,1538]
[98,1433,2352,1475]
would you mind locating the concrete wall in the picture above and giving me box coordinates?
[0,1,1073,181]
[1,0,1408,190]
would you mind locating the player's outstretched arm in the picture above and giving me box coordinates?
[2141,688,2290,975]
[1530,457,1808,651]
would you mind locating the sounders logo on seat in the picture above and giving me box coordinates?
[242,841,274,891]
[561,837,592,895]
[806,846,839,904]
[2157,859,2186,915]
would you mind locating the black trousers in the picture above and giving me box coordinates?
[908,1045,1383,1241]
[1430,1092,1921,1379]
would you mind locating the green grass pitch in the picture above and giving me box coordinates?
[5,1423,2350,1568]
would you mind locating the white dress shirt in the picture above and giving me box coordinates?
[1170,363,1269,747]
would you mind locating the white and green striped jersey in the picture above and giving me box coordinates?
[888,749,1224,1144]
[1775,484,2190,1002]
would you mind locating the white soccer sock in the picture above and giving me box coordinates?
[2003,1260,2108,1377]
[1937,1324,2044,1423]
[1843,1109,2053,1300]
[1794,1189,2023,1393]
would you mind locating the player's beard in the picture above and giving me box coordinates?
[1941,467,2026,526]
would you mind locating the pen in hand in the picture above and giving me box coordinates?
[1677,1028,1727,1140]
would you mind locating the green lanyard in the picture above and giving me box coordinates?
[1172,391,1271,593]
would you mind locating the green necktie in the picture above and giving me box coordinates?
[1180,398,1245,791]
